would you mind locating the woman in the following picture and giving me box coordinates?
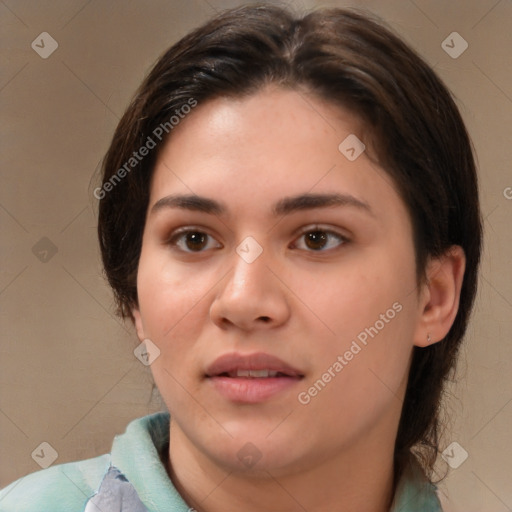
[0,4,482,511]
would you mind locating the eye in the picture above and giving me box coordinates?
[166,228,221,253]
[291,226,348,252]
[166,225,348,254]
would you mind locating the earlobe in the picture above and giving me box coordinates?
[131,306,146,342]
[414,245,466,347]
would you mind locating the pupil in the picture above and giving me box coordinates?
[184,231,328,251]
[187,232,206,250]
[306,231,327,250]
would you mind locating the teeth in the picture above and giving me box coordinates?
[234,369,279,378]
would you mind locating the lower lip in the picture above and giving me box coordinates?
[207,376,302,403]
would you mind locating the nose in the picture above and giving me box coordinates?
[209,244,291,331]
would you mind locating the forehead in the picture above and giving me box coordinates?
[148,87,405,223]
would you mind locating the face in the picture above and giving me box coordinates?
[133,86,426,474]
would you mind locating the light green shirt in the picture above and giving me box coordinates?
[0,412,443,511]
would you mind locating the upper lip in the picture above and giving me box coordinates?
[205,352,304,378]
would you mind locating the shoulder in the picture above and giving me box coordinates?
[0,413,176,512]
[391,457,444,512]
[0,453,111,512]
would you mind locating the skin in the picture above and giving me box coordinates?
[132,86,465,512]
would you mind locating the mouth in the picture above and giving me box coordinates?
[205,352,304,404]
[215,369,298,378]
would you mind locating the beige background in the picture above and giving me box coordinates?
[0,0,511,510]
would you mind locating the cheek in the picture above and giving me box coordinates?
[136,245,210,339]
[295,304,415,447]
[135,248,213,387]
[293,249,416,349]
[293,249,417,414]
[136,249,213,412]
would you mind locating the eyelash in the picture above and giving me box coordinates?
[165,225,349,254]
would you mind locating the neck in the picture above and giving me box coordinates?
[167,422,396,512]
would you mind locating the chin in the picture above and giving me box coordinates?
[204,428,313,475]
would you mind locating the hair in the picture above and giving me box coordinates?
[97,3,482,489]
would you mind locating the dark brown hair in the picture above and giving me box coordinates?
[97,4,482,487]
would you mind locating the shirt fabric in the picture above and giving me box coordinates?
[0,412,443,511]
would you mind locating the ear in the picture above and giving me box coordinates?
[131,305,146,342]
[413,245,466,347]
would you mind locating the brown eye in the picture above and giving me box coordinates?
[182,232,208,251]
[167,229,221,253]
[304,230,328,250]
[293,227,347,252]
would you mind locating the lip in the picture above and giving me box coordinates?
[205,352,303,378]
[205,352,304,404]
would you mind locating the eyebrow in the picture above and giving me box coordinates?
[150,192,374,217]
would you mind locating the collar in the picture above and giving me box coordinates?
[88,412,442,512]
